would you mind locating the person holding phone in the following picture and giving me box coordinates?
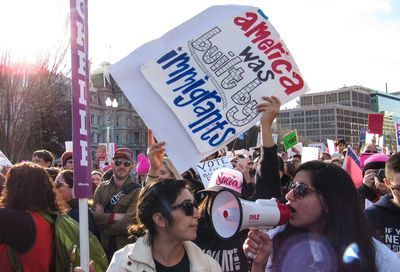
[365,152,400,254]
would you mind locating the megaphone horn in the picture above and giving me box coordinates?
[210,189,290,240]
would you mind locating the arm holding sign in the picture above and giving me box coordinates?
[252,96,282,200]
[146,129,166,183]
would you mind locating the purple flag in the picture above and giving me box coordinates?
[70,0,92,198]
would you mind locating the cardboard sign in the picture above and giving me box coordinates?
[0,150,12,167]
[196,156,233,188]
[283,130,298,151]
[110,5,309,172]
[368,114,384,135]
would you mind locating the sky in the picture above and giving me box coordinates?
[1,0,400,108]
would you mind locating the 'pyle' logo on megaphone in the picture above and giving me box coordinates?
[210,189,290,240]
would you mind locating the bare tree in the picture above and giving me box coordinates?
[0,47,71,163]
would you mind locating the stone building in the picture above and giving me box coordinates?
[89,64,148,165]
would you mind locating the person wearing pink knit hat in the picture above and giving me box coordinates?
[359,153,391,209]
[136,153,150,185]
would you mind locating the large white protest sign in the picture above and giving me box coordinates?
[0,150,12,167]
[196,156,233,188]
[327,139,336,155]
[110,5,309,172]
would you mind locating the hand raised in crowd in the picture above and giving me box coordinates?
[257,96,281,127]
[243,229,272,272]
[146,129,166,176]
[256,96,281,147]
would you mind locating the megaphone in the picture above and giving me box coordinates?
[210,189,291,240]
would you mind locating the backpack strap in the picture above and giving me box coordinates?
[104,182,141,212]
[7,211,56,272]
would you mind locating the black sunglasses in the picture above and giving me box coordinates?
[290,182,316,199]
[113,160,132,167]
[171,201,198,216]
[55,180,69,189]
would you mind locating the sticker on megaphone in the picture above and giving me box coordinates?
[210,189,290,240]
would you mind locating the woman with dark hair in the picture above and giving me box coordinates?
[0,162,65,271]
[107,179,221,271]
[244,161,400,272]
[55,169,98,237]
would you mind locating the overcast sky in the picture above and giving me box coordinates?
[1,0,400,106]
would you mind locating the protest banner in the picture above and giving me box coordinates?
[70,0,91,268]
[0,150,12,167]
[110,5,309,172]
[196,156,233,188]
[282,130,298,151]
[368,113,384,135]
[395,117,400,151]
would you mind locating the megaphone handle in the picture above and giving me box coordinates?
[246,227,269,260]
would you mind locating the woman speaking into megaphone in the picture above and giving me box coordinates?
[243,161,400,272]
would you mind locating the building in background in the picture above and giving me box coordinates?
[89,63,147,165]
[276,86,399,151]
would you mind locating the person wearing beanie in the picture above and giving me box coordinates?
[358,153,391,209]
[365,152,400,254]
[61,150,73,170]
[136,153,150,185]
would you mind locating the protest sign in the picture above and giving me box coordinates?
[395,118,400,151]
[308,143,326,155]
[301,147,319,164]
[196,156,233,188]
[287,142,302,157]
[283,130,298,151]
[368,114,384,135]
[327,139,335,155]
[0,150,12,167]
[110,5,309,172]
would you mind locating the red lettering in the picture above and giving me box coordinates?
[249,214,260,221]
[272,59,292,74]
[215,173,242,189]
[234,11,305,96]
[233,12,258,31]
[280,72,304,95]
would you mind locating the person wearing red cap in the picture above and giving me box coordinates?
[61,150,73,170]
[92,147,141,260]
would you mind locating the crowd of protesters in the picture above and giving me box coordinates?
[1,96,400,271]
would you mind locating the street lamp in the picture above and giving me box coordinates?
[105,97,118,161]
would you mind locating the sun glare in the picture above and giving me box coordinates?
[0,1,69,63]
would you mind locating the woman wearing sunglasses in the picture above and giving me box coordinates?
[244,161,400,272]
[55,170,99,238]
[107,179,221,272]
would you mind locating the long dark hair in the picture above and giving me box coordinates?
[0,162,65,212]
[128,179,189,245]
[272,161,377,272]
